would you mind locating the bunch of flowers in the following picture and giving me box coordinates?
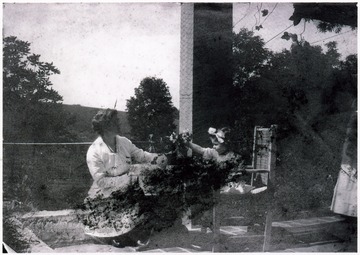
[168,130,192,158]
[79,130,246,235]
[140,139,245,220]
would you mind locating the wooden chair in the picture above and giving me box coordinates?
[211,125,278,252]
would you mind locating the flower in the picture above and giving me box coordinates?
[180,130,192,143]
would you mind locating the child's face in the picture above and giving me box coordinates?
[213,143,228,155]
[210,136,219,145]
[210,136,228,155]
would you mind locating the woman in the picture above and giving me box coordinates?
[83,108,167,248]
[331,100,357,251]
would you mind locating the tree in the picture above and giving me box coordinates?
[231,28,357,213]
[3,36,77,142]
[321,53,357,114]
[4,36,62,105]
[126,77,177,141]
[260,41,357,212]
[290,3,357,33]
[230,28,274,157]
[232,29,272,88]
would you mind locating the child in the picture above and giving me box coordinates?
[185,127,242,232]
[187,127,234,162]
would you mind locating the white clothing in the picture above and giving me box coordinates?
[86,135,157,198]
[203,147,235,162]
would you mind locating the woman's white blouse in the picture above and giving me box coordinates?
[86,135,157,198]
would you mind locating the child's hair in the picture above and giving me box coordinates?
[208,127,232,143]
[218,127,231,140]
[209,127,239,153]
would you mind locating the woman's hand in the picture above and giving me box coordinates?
[156,154,168,169]
[104,164,131,177]
[150,154,168,169]
[128,164,140,175]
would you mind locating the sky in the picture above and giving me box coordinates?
[3,2,357,111]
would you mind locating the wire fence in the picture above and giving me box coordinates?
[3,141,155,211]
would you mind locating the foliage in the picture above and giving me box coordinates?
[79,133,244,233]
[231,27,356,215]
[3,206,30,252]
[321,54,357,114]
[291,3,357,33]
[232,29,272,88]
[167,131,192,159]
[235,39,344,132]
[4,37,61,104]
[3,36,77,142]
[317,22,344,33]
[126,77,177,141]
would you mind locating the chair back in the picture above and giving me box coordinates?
[248,125,277,186]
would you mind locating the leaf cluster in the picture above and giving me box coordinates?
[4,36,62,106]
[3,207,30,252]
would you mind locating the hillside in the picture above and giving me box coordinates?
[62,104,179,142]
[61,104,131,142]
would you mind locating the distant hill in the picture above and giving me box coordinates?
[62,104,179,142]
[61,104,131,142]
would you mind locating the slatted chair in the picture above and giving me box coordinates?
[211,125,278,252]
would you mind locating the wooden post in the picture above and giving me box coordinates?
[212,189,221,252]
[262,125,277,252]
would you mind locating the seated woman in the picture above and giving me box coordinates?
[83,108,168,248]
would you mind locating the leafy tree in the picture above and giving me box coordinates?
[230,28,274,157]
[232,28,272,88]
[261,41,356,213]
[321,53,357,114]
[231,28,357,214]
[126,77,176,142]
[3,36,77,142]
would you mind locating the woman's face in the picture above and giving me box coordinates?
[106,116,120,134]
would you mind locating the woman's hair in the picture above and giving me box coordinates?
[91,108,118,135]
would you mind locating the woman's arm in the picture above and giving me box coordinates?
[86,149,131,191]
[123,137,165,165]
[104,165,130,177]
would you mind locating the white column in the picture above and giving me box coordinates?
[179,3,194,134]
[179,3,194,229]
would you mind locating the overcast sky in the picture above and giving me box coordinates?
[3,2,357,111]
